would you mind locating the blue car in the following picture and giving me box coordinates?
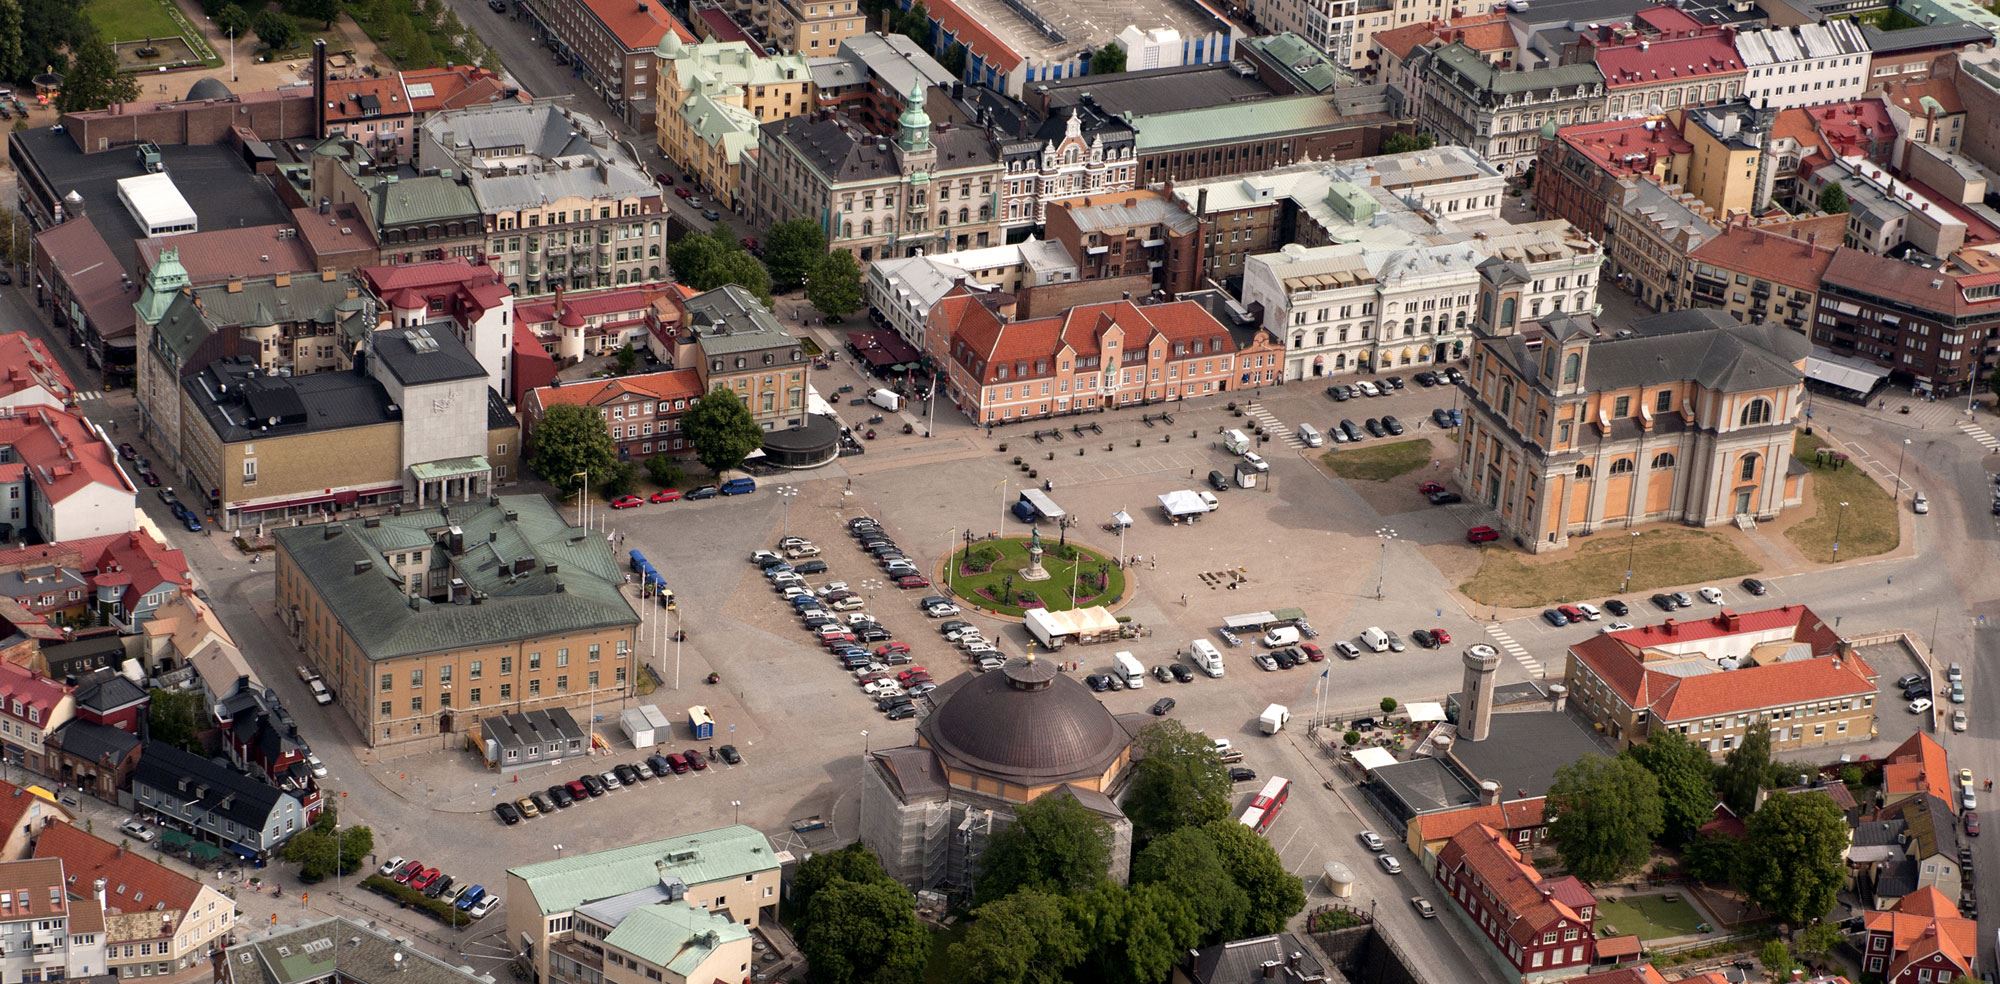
[719,477,757,495]
[456,885,485,911]
[1541,609,1569,628]
[184,515,203,533]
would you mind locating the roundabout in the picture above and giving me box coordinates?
[943,530,1129,618]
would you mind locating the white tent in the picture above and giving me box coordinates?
[1405,701,1447,723]
[1158,490,1209,518]
[1349,747,1398,771]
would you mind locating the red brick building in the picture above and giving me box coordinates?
[1041,190,1207,299]
[927,287,1282,423]
[1435,823,1598,976]
[1535,117,1692,242]
[1862,887,1976,983]
[520,369,707,462]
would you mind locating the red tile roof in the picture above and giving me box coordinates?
[399,66,520,114]
[32,822,204,936]
[1634,5,1703,32]
[1688,223,1836,292]
[0,406,133,504]
[1591,27,1744,91]
[693,8,756,47]
[1567,605,1876,723]
[923,0,1022,73]
[577,0,695,53]
[1554,117,1691,178]
[1413,797,1547,843]
[322,76,413,125]
[0,333,78,409]
[1866,888,1977,981]
[1883,732,1953,806]
[0,858,69,922]
[1373,12,1516,59]
[357,259,514,318]
[524,368,705,416]
[516,282,682,330]
[0,662,67,730]
[945,299,1237,386]
[289,204,379,261]
[1438,824,1595,950]
[1573,968,1670,984]
[1824,248,2000,319]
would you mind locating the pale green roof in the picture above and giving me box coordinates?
[1133,95,1362,154]
[669,40,809,92]
[603,902,750,976]
[1428,42,1604,96]
[1242,34,1349,94]
[511,825,780,916]
[684,91,762,164]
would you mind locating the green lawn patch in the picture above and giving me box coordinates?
[1595,894,1706,941]
[1784,432,1900,563]
[946,536,1125,617]
[1322,438,1433,482]
[85,0,185,44]
[1459,528,1758,608]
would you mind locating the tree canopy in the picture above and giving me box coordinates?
[1199,820,1306,935]
[669,230,772,303]
[762,219,826,291]
[1071,882,1201,984]
[1717,721,1771,817]
[525,403,619,496]
[946,889,1086,984]
[146,688,203,753]
[1624,728,1716,845]
[798,878,926,984]
[974,794,1112,905]
[806,250,864,318]
[791,845,899,931]
[251,9,297,53]
[1545,754,1664,883]
[1131,827,1249,945]
[1738,792,1848,925]
[680,387,766,476]
[56,26,139,113]
[1089,43,1126,75]
[1122,720,1231,846]
[1382,131,1436,154]
[1818,183,1850,215]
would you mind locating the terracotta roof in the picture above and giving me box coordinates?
[1807,99,1896,162]
[32,821,204,931]
[0,661,68,727]
[1555,116,1692,177]
[0,858,69,921]
[399,66,519,114]
[1867,889,1977,980]
[576,0,694,53]
[136,225,315,286]
[322,76,413,125]
[1373,12,1515,59]
[1880,74,1963,117]
[1883,732,1954,806]
[524,368,705,414]
[289,204,379,260]
[357,259,513,319]
[1573,968,1670,984]
[1413,797,1547,843]
[1688,223,1835,291]
[0,406,133,504]
[1568,605,1875,723]
[922,0,1022,73]
[515,282,682,327]
[67,894,103,935]
[1437,824,1594,949]
[1824,248,2000,319]
[1591,935,1643,960]
[0,333,78,408]
[1592,28,1745,91]
[945,298,1238,386]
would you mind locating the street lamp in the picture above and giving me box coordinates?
[730,800,742,825]
[1372,527,1397,600]
[1832,500,1849,562]
[1895,438,1912,501]
[553,844,565,858]
[1621,530,1641,593]
[774,485,799,538]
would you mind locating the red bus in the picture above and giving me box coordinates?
[1238,776,1291,834]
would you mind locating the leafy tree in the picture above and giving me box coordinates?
[713,249,775,304]
[285,0,337,27]
[252,9,296,53]
[894,0,928,46]
[146,688,203,753]
[669,230,730,287]
[643,454,685,489]
[525,403,618,495]
[613,344,638,375]
[56,26,139,113]
[1681,833,1740,885]
[281,820,375,881]
[597,460,637,499]
[947,889,1086,984]
[1797,921,1844,958]
[1818,183,1850,215]
[1131,827,1249,945]
[1739,792,1848,925]
[1759,939,1794,979]
[792,845,898,931]
[1717,721,1772,817]
[1625,729,1716,845]
[1088,43,1125,75]
[798,878,926,984]
[807,250,862,318]
[762,219,826,290]
[214,4,252,40]
[1382,131,1436,154]
[673,231,774,303]
[1121,720,1230,845]
[680,387,765,476]
[0,0,23,83]
[17,0,88,92]
[1380,697,1398,714]
[1545,755,1664,884]
[0,207,34,269]
[1070,882,1201,984]
[974,794,1111,905]
[939,41,967,77]
[1200,820,1306,935]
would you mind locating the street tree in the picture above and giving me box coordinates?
[1200,820,1306,935]
[1758,939,1795,980]
[0,0,25,81]
[1797,922,1843,959]
[895,0,929,45]
[710,250,774,305]
[762,219,826,290]
[214,4,251,40]
[1131,826,1250,944]
[974,793,1111,905]
[1739,792,1848,925]
[806,250,863,318]
[56,26,138,112]
[947,889,1087,984]
[252,9,296,52]
[1545,754,1665,883]
[1089,43,1126,75]
[524,404,619,495]
[1121,720,1231,845]
[797,878,926,984]
[791,844,897,932]
[1624,728,1716,844]
[1071,882,1201,984]
[1717,721,1772,817]
[681,388,765,476]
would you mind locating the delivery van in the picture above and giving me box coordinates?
[869,389,902,412]
[1189,639,1225,677]
[1112,651,1145,688]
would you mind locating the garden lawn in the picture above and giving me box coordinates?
[947,537,1126,617]
[1459,528,1757,608]
[1784,432,1900,563]
[1322,438,1433,482]
[85,0,184,44]
[1594,894,1706,942]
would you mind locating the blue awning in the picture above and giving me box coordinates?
[227,843,259,860]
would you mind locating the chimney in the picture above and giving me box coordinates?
[1662,617,1677,636]
[1719,608,1741,632]
[1549,682,1568,712]
[1480,779,1502,805]
[313,40,329,137]
[92,880,105,911]
[1260,962,1279,980]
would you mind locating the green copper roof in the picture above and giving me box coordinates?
[135,248,190,326]
[602,903,750,976]
[1133,95,1353,154]
[511,825,779,916]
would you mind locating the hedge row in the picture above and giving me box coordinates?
[360,875,471,928]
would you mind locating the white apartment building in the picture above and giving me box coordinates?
[1734,22,1871,111]
[1243,241,1481,379]
[865,239,1076,349]
[0,858,108,984]
[1248,0,1451,69]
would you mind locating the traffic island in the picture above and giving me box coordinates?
[944,534,1127,618]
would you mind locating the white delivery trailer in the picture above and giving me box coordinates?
[1113,651,1145,688]
[1222,429,1251,454]
[1189,639,1225,677]
[1024,608,1068,650]
[1260,703,1291,734]
[869,389,902,412]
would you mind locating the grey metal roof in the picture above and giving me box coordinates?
[834,33,955,100]
[481,707,586,750]
[369,323,487,386]
[683,285,801,357]
[762,113,996,183]
[421,103,657,212]
[1427,42,1603,96]
[1060,195,1198,236]
[133,741,293,831]
[1035,62,1274,118]
[915,657,1129,786]
[1184,933,1326,984]
[1860,22,1993,54]
[153,275,368,364]
[228,917,494,984]
[1570,309,1809,394]
[270,495,637,662]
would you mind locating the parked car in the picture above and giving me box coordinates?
[1604,599,1630,616]
[1381,415,1405,436]
[378,856,407,877]
[1379,855,1403,874]
[686,485,719,499]
[1740,577,1768,596]
[1465,526,1500,544]
[649,489,682,503]
[1910,697,1935,714]
[1670,591,1695,608]
[1427,490,1462,505]
[719,745,742,765]
[1697,586,1724,604]
[1359,831,1386,851]
[494,802,521,825]
[684,749,708,771]
[1556,605,1586,623]
[1411,897,1436,919]
[610,495,644,510]
[119,820,156,842]
[1542,609,1569,627]
[1208,470,1230,492]
[1149,697,1177,716]
[1651,593,1679,612]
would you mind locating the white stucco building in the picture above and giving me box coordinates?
[1734,21,1871,111]
[865,239,1077,349]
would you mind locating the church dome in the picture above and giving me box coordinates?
[918,656,1128,788]
[655,32,683,59]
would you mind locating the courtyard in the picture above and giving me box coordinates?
[1594,893,1708,943]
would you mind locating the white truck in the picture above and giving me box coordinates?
[1260,703,1292,735]
[1222,428,1251,455]
[1188,639,1225,677]
[1112,651,1145,689]
[869,389,902,412]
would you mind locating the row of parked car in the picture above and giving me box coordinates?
[379,857,498,917]
[761,519,931,720]
[610,477,758,509]
[491,748,744,828]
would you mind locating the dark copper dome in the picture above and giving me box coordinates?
[918,655,1128,788]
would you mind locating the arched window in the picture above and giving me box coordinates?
[861,219,873,236]
[1574,463,1593,479]
[1500,297,1517,328]
[1421,315,1433,335]
[1740,399,1773,426]
[1562,353,1581,385]
[1651,452,1676,468]
[1739,453,1760,482]
[1609,458,1634,474]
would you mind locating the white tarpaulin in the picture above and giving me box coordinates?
[1349,747,1398,771]
[1405,701,1447,723]
[1158,491,1209,517]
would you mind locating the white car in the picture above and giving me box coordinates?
[749,550,782,565]
[1575,603,1602,621]
[378,856,407,877]
[1360,627,1390,653]
[816,625,854,639]
[780,586,810,601]
[963,643,1001,658]
[1359,831,1386,852]
[943,626,982,642]
[1697,586,1724,604]
[1356,380,1382,398]
[830,597,867,612]
[308,678,333,706]
[1379,855,1402,874]
[845,612,878,627]
[469,894,499,918]
[1913,492,1929,514]
[118,820,155,843]
[862,680,904,697]
[1599,622,1635,633]
[1955,709,1970,732]
[816,582,850,597]
[1966,788,1980,811]
[1910,697,1935,714]
[1241,451,1269,473]
[306,753,328,778]
[925,602,961,618]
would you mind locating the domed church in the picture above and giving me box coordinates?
[860,655,1139,893]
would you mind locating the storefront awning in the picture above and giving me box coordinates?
[1349,747,1398,771]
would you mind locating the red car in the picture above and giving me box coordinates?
[675,187,694,199]
[683,748,708,771]
[874,642,911,656]
[1466,525,1501,544]
[1417,481,1445,495]
[1429,628,1451,645]
[740,236,761,254]
[655,172,674,185]
[610,495,645,509]
[896,666,929,683]
[565,779,590,801]
[820,633,857,647]
[1557,604,1587,623]
[1299,642,1325,662]
[649,489,682,503]
[409,868,440,892]
[895,574,931,588]
[394,860,423,884]
[1967,811,1981,836]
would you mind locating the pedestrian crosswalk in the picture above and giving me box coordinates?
[1242,403,1303,449]
[69,391,104,403]
[1961,422,2000,453]
[1485,623,1544,677]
